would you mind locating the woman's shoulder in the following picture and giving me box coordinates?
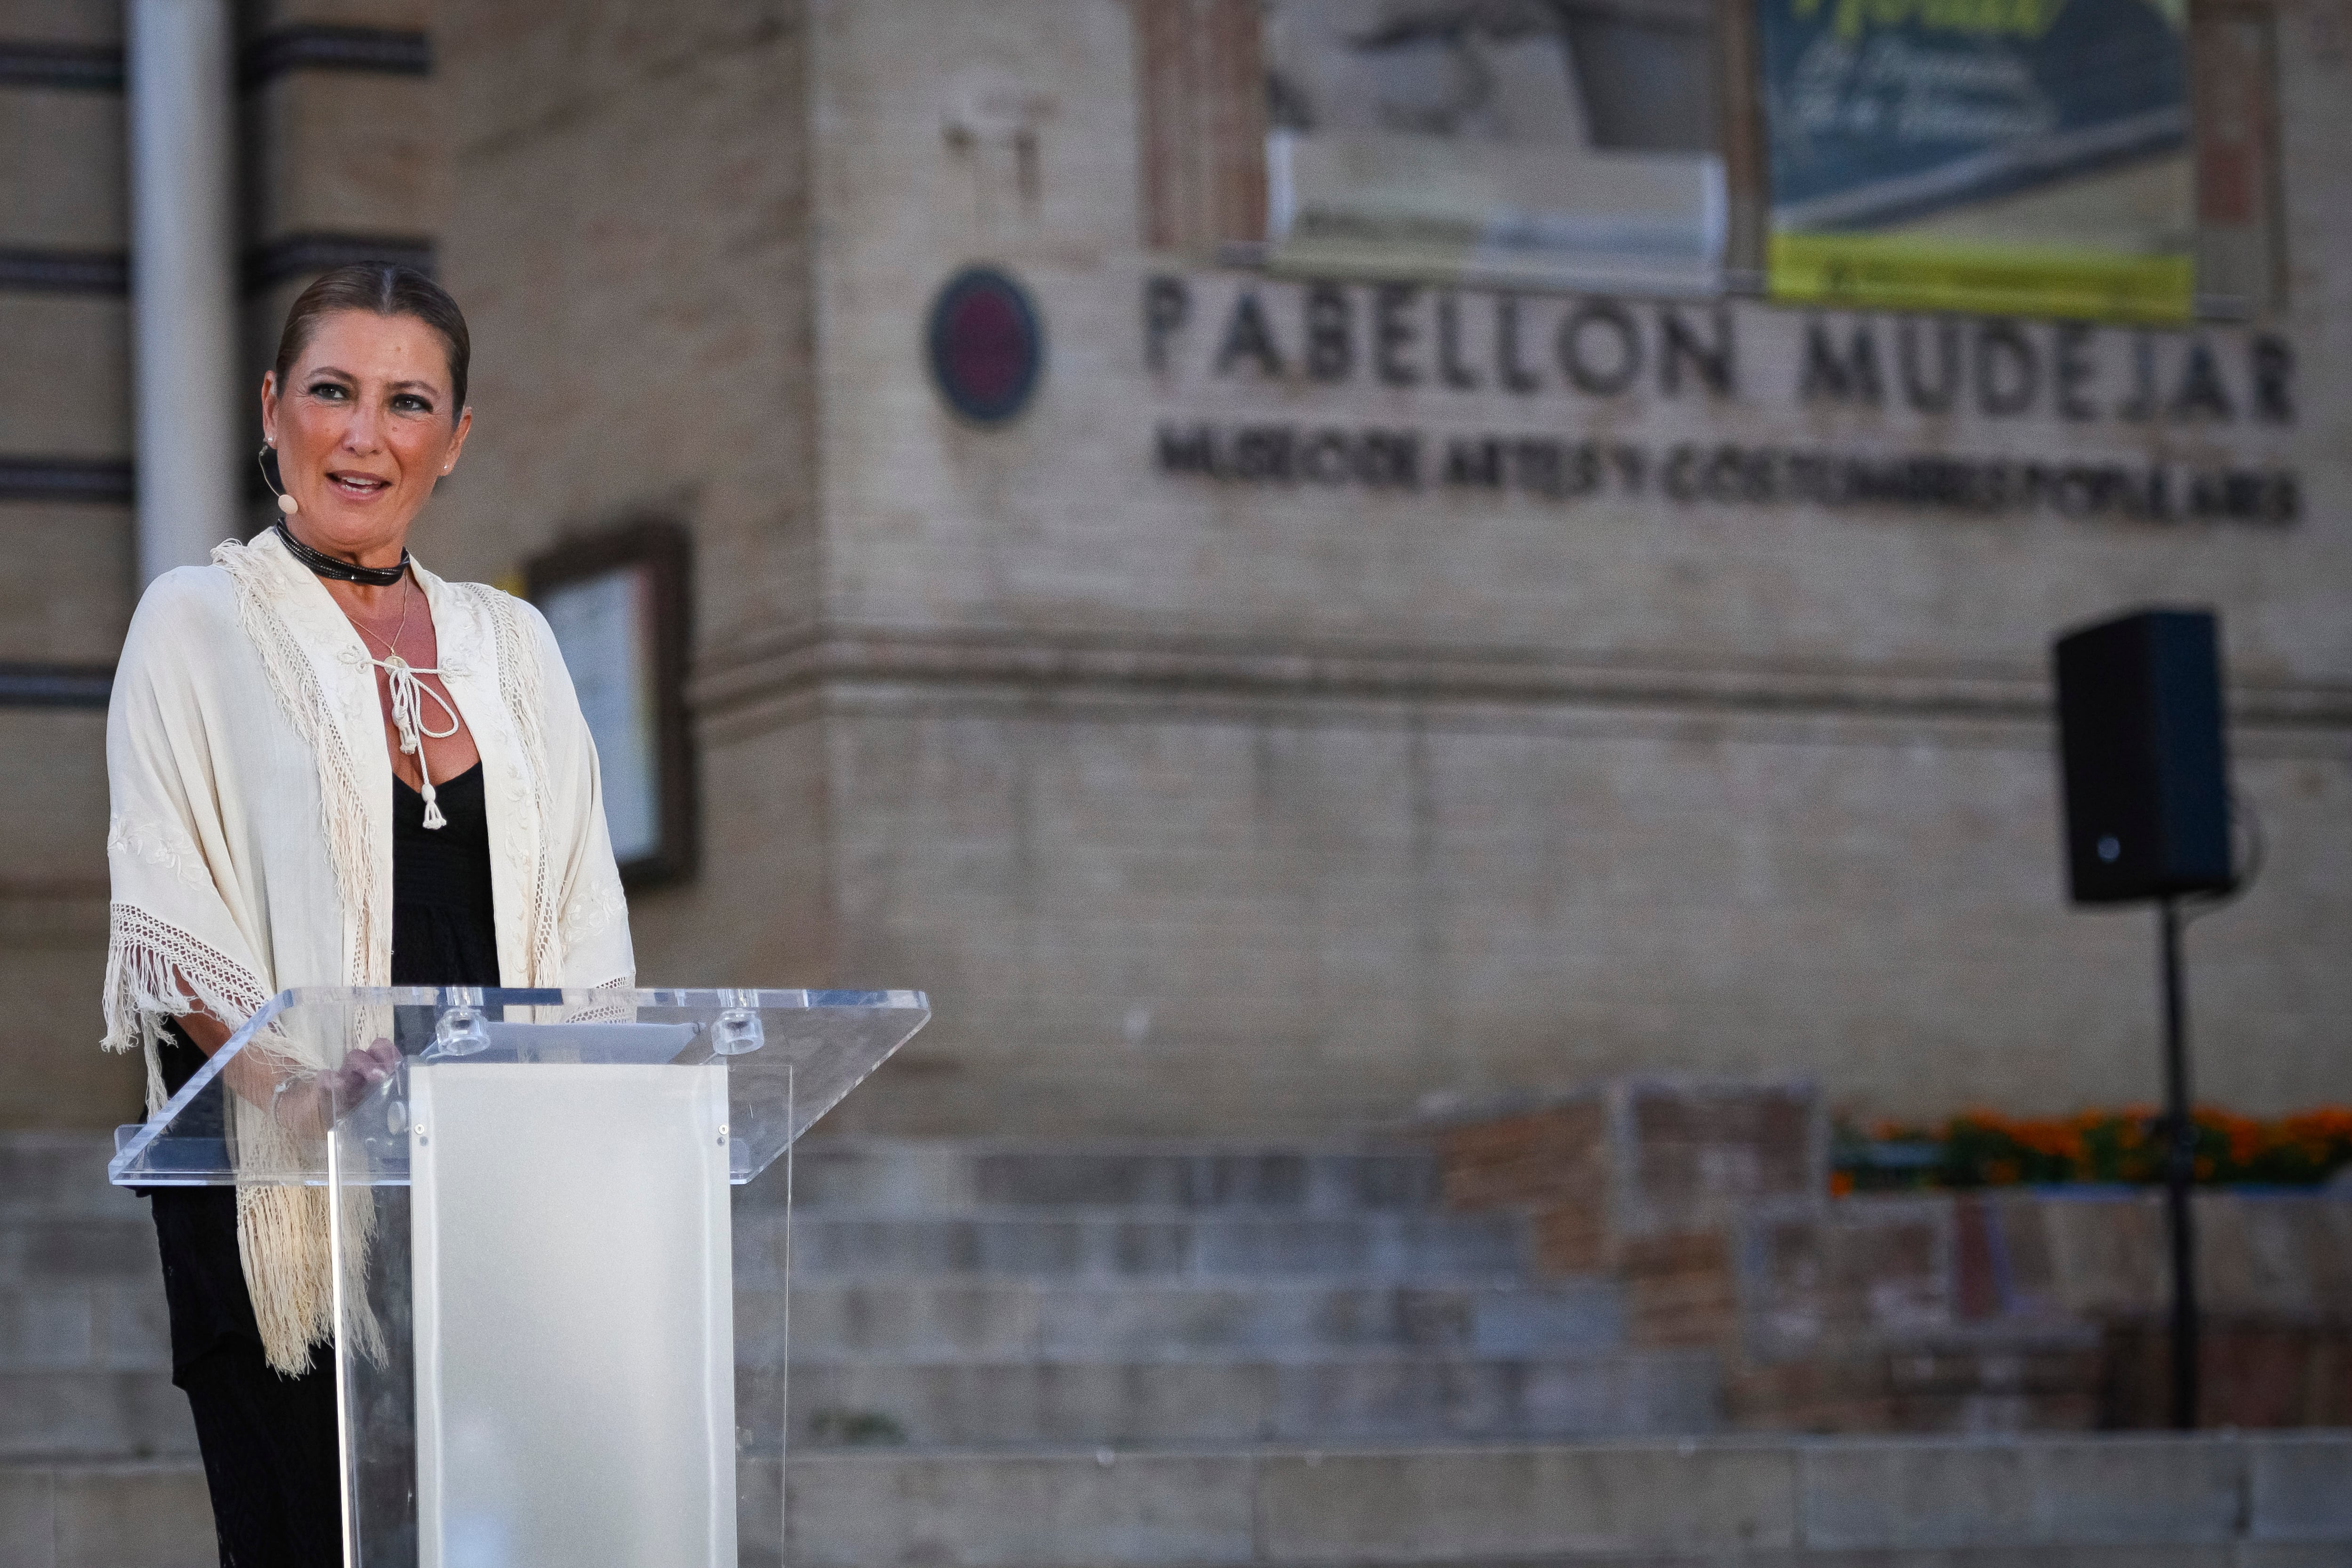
[131,532,305,629]
[111,565,247,707]
[128,561,239,634]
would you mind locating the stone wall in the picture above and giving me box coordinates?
[7,0,2352,1136]
[753,0,2352,1132]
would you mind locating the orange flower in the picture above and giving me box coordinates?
[1836,1104,2352,1192]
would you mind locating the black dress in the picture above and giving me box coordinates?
[150,764,498,1567]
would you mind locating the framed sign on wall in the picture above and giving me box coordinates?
[525,520,697,888]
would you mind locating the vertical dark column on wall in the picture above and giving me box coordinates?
[1200,0,1267,249]
[0,16,137,1127]
[0,27,135,515]
[238,8,440,523]
[1715,0,1770,291]
[1134,0,1194,252]
[0,18,136,691]
[2190,0,2285,316]
[1134,0,1266,255]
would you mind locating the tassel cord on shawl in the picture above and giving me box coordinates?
[343,571,461,827]
[370,653,462,829]
[347,573,461,831]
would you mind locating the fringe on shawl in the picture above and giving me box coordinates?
[238,1182,382,1375]
[457,583,564,985]
[236,1186,332,1373]
[101,902,270,1116]
[210,537,386,1375]
[101,903,367,1375]
[230,1082,383,1375]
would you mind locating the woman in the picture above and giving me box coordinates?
[103,263,634,1565]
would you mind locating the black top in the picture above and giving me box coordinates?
[391,763,500,987]
[150,763,501,1379]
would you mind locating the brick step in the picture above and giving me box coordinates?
[769,1352,1719,1449]
[761,1280,1623,1361]
[773,1140,1443,1216]
[747,1212,1527,1283]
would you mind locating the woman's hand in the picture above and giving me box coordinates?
[266,1038,402,1140]
[321,1038,403,1121]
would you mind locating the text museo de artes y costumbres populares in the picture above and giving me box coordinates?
[1139,276,2299,526]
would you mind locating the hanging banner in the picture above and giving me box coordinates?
[1260,0,1727,295]
[1756,0,2195,322]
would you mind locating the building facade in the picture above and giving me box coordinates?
[3,0,2347,1136]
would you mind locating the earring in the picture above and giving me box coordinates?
[257,442,298,516]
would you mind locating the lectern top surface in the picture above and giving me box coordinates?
[106,986,930,1190]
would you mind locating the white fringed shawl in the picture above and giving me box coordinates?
[103,527,635,1373]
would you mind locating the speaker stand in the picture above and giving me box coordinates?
[2159,894,2200,1430]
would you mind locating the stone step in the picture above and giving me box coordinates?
[3,1351,1691,1463]
[0,1287,173,1374]
[0,1372,197,1462]
[761,1280,1623,1361]
[4,1134,1469,1221]
[5,1135,1455,1219]
[14,1434,2346,1568]
[747,1213,1527,1283]
[0,1461,214,1568]
[0,1214,164,1289]
[769,1351,1720,1450]
[775,1140,1444,1216]
[0,1136,136,1220]
[1,1278,1614,1372]
[764,1434,2352,1567]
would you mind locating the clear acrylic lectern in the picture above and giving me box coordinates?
[109,985,930,1568]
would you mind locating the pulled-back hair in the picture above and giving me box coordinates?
[272,263,471,415]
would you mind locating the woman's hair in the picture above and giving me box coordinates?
[271,263,471,415]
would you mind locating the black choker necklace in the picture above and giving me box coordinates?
[273,522,410,588]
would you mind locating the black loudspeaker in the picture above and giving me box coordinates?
[2054,608,2233,904]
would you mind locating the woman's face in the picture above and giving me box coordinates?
[261,309,471,565]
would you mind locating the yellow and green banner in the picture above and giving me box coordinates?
[1757,0,2195,323]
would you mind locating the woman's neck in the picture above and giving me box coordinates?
[323,573,412,620]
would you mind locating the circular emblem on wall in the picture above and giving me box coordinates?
[926,265,1044,426]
